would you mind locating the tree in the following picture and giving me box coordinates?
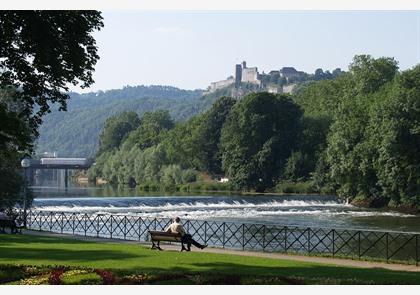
[0,11,104,137]
[349,54,398,94]
[332,68,344,78]
[1,11,103,209]
[324,55,400,203]
[122,110,174,151]
[193,96,236,176]
[97,111,140,155]
[0,88,32,153]
[314,68,325,80]
[368,65,420,207]
[221,92,302,191]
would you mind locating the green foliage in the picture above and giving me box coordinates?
[161,164,184,185]
[349,54,398,94]
[97,111,140,155]
[190,96,237,175]
[0,11,102,209]
[36,86,206,157]
[324,56,420,207]
[220,92,302,191]
[88,55,418,207]
[0,89,34,210]
[0,11,103,135]
[274,181,317,194]
[367,66,420,206]
[122,110,173,151]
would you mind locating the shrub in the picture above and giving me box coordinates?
[95,269,115,285]
[48,268,65,285]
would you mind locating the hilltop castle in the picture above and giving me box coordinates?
[208,61,306,95]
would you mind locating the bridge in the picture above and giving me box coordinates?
[25,158,94,189]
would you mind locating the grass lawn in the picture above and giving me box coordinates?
[1,234,420,284]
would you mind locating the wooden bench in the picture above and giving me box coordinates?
[0,218,25,234]
[148,230,187,251]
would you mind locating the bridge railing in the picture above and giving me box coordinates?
[25,210,420,266]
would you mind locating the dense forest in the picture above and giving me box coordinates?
[88,55,420,211]
[35,85,211,157]
[35,66,343,158]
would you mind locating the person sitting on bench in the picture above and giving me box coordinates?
[0,211,20,234]
[166,217,207,251]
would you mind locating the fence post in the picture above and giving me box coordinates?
[307,228,311,254]
[138,218,141,241]
[204,221,207,245]
[386,232,389,263]
[72,213,75,234]
[284,226,287,253]
[26,210,30,229]
[61,213,64,234]
[358,231,361,259]
[262,225,266,252]
[242,224,245,251]
[110,215,113,239]
[332,229,335,257]
[38,212,42,231]
[96,215,100,237]
[49,212,53,231]
[416,234,418,267]
[124,217,127,240]
[222,223,226,249]
[84,214,87,237]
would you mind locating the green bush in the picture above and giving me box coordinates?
[275,181,317,194]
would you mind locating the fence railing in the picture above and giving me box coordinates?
[25,211,419,266]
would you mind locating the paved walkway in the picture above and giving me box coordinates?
[23,230,420,273]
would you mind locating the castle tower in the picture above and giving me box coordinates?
[235,64,242,88]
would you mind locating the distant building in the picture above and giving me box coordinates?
[267,84,282,94]
[42,151,58,158]
[241,65,261,86]
[210,77,235,92]
[208,62,305,95]
[209,61,261,92]
[235,64,242,88]
[282,83,296,94]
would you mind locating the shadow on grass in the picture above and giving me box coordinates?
[121,261,420,285]
[0,246,141,262]
[0,232,136,246]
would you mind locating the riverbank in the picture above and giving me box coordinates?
[74,177,419,214]
[1,232,420,285]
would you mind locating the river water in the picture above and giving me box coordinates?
[30,186,420,233]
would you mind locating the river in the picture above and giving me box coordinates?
[30,185,420,233]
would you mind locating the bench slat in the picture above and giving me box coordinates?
[149,231,182,242]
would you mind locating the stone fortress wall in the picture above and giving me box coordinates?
[208,61,303,94]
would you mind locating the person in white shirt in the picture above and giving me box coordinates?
[166,217,207,251]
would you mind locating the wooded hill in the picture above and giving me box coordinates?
[35,85,209,157]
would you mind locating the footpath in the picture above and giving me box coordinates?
[24,230,420,273]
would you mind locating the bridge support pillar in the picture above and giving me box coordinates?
[64,169,68,189]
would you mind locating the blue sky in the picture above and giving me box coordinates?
[78,11,420,92]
